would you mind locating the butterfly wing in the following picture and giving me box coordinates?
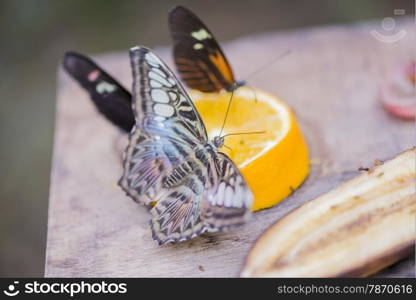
[120,46,208,205]
[129,46,208,143]
[150,176,208,244]
[169,5,236,92]
[63,51,135,132]
[202,152,253,230]
[120,46,214,243]
[119,128,180,205]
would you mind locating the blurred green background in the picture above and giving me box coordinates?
[0,0,413,277]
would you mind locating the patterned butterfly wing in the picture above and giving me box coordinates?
[63,51,135,132]
[120,46,208,204]
[201,152,253,230]
[120,46,215,243]
[128,47,208,143]
[150,175,208,244]
[169,5,237,93]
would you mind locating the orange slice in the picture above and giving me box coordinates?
[191,87,309,211]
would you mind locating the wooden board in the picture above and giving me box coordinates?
[45,19,415,277]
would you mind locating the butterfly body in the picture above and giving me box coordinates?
[119,46,252,244]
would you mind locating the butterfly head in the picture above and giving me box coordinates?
[213,135,225,149]
[227,80,246,92]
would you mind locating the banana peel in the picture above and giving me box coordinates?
[241,148,416,277]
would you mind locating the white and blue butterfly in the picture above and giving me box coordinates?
[118,46,253,245]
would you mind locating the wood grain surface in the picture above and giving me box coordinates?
[45,19,415,277]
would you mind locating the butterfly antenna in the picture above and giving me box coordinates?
[244,49,292,81]
[222,130,266,138]
[218,89,235,137]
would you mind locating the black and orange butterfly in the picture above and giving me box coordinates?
[63,51,135,132]
[169,5,246,93]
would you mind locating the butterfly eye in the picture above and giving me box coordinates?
[213,136,225,148]
[236,80,246,88]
